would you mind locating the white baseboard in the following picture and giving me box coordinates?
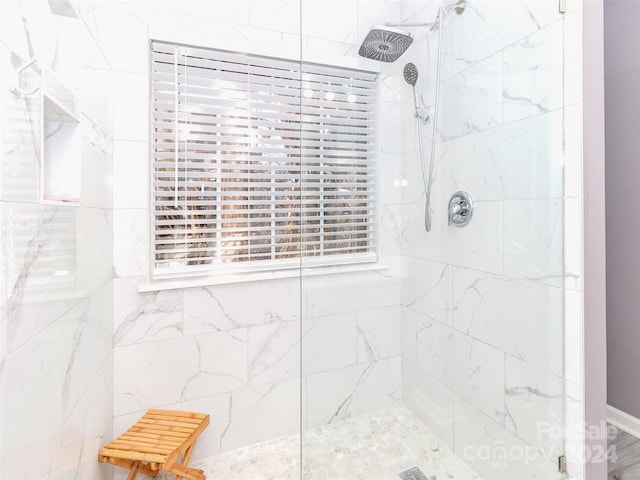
[607,405,640,438]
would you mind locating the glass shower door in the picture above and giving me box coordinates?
[299,1,575,479]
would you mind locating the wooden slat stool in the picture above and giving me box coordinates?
[98,409,210,480]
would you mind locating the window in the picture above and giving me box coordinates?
[150,41,378,280]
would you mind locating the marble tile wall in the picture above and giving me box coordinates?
[400,1,584,479]
[0,1,587,479]
[77,0,413,470]
[0,0,114,478]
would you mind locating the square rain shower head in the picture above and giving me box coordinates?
[358,26,414,63]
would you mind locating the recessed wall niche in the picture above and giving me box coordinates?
[42,68,81,203]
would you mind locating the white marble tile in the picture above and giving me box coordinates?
[112,277,183,346]
[452,267,564,378]
[446,1,507,77]
[2,203,83,358]
[76,207,113,288]
[416,314,505,423]
[503,19,564,123]
[178,392,232,460]
[221,378,301,452]
[54,356,113,480]
[378,153,404,204]
[441,52,503,139]
[112,140,148,209]
[504,356,565,460]
[301,0,358,45]
[453,395,564,480]
[379,203,402,256]
[112,208,148,277]
[302,267,401,318]
[52,16,85,91]
[113,329,247,415]
[400,307,417,363]
[183,278,299,334]
[80,66,113,134]
[400,147,424,206]
[80,142,114,209]
[180,0,250,25]
[356,305,401,362]
[302,313,357,375]
[379,69,403,105]
[451,128,506,202]
[401,136,453,207]
[249,0,300,34]
[564,9,583,108]
[564,196,582,291]
[60,284,112,416]
[401,258,452,325]
[1,320,63,480]
[306,357,401,428]
[564,104,583,199]
[303,35,358,59]
[112,71,148,142]
[413,200,504,275]
[430,139,456,205]
[499,1,563,46]
[446,1,561,79]
[248,320,300,386]
[402,357,454,450]
[565,288,582,386]
[0,45,42,204]
[448,330,505,424]
[0,0,54,67]
[452,109,564,201]
[399,201,415,256]
[500,109,565,199]
[81,1,149,74]
[504,198,564,287]
[415,314,454,389]
[380,100,404,154]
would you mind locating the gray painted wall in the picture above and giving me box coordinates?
[605,0,640,420]
[586,1,608,478]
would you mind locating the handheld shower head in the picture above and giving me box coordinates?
[403,63,419,87]
[358,26,413,63]
[403,63,429,124]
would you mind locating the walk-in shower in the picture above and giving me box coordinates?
[359,0,467,232]
[0,0,582,478]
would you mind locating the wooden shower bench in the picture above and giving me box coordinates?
[98,409,210,480]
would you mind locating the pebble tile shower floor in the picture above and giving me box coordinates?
[192,406,481,480]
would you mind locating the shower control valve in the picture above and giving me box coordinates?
[448,191,474,227]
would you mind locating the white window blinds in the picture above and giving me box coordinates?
[150,40,378,279]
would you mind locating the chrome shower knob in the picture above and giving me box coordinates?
[448,191,474,227]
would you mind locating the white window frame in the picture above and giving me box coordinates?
[149,40,379,281]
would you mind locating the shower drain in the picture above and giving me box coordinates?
[399,467,431,480]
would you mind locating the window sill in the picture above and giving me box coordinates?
[138,262,389,293]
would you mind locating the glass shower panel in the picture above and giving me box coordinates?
[433,3,567,478]
[300,0,571,479]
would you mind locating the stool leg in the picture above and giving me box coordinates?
[175,444,195,480]
[127,461,141,480]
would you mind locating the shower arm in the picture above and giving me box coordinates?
[385,21,437,29]
[385,0,466,31]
